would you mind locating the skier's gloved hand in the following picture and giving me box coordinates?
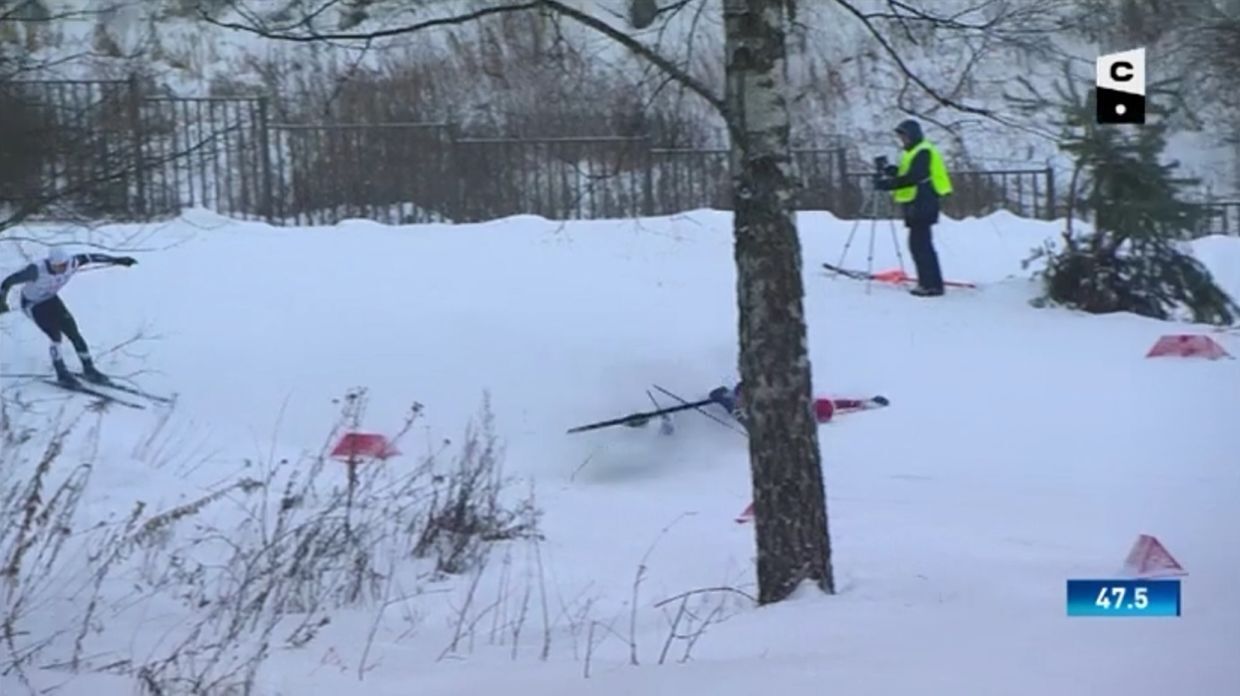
[883,164,898,177]
[113,256,137,267]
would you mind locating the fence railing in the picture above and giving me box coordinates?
[3,78,1235,235]
[0,79,145,219]
[137,96,272,221]
[837,167,1055,221]
[1191,200,1240,237]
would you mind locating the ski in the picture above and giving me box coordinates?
[1,372,174,404]
[820,261,873,281]
[651,384,748,436]
[84,379,176,404]
[567,397,717,434]
[835,395,890,413]
[568,392,891,436]
[38,379,146,410]
[822,262,977,289]
[814,395,891,423]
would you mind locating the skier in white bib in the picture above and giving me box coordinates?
[0,246,137,387]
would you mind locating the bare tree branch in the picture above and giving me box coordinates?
[204,0,727,117]
[203,1,544,42]
[0,1,124,24]
[205,0,1074,133]
[541,0,724,114]
[829,0,993,116]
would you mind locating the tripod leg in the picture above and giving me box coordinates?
[834,216,865,274]
[865,216,878,295]
[836,180,889,276]
[863,191,887,294]
[889,217,907,276]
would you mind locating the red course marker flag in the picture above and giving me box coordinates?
[1145,334,1231,360]
[330,432,399,461]
[1121,534,1187,578]
[735,502,754,524]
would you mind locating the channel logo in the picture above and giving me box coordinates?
[1096,48,1145,124]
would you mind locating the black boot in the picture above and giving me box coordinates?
[80,357,111,385]
[53,358,79,387]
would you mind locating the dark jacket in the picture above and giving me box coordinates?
[1,253,123,294]
[880,120,941,226]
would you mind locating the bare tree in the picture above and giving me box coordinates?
[203,0,1043,604]
[1163,0,1240,170]
[721,0,832,602]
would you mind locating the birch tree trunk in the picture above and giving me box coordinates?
[723,0,835,604]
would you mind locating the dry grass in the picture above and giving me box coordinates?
[0,387,541,695]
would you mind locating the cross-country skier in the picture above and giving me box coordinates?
[0,246,137,387]
[568,382,887,435]
[708,382,887,426]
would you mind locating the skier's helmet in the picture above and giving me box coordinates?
[47,246,71,274]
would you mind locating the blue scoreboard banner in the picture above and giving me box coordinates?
[1066,579,1181,617]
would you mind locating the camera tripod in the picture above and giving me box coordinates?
[827,181,908,294]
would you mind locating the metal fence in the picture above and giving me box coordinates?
[3,78,1235,235]
[137,96,272,220]
[1192,200,1240,237]
[838,167,1056,221]
[0,79,144,219]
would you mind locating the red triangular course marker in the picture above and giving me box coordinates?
[330,432,400,461]
[1121,534,1187,578]
[735,502,754,524]
[1145,334,1231,360]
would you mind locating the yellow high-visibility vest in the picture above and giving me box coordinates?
[892,140,953,203]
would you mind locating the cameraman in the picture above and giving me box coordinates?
[873,119,953,297]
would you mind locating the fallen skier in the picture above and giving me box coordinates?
[707,382,888,427]
[566,382,888,435]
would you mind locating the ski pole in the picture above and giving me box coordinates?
[567,398,718,434]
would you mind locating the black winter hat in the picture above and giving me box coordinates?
[895,119,924,144]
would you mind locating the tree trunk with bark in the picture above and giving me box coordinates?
[723,0,834,604]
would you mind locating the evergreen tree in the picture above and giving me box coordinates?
[1016,64,1238,325]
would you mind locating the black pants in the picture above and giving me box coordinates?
[23,295,90,360]
[907,221,944,291]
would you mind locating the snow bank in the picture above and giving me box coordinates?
[1190,234,1240,304]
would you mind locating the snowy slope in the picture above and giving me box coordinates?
[1,209,1238,695]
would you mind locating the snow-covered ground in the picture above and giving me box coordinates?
[1,209,1238,695]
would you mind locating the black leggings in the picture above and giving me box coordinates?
[24,295,90,355]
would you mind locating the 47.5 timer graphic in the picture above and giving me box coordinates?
[1066,579,1181,617]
